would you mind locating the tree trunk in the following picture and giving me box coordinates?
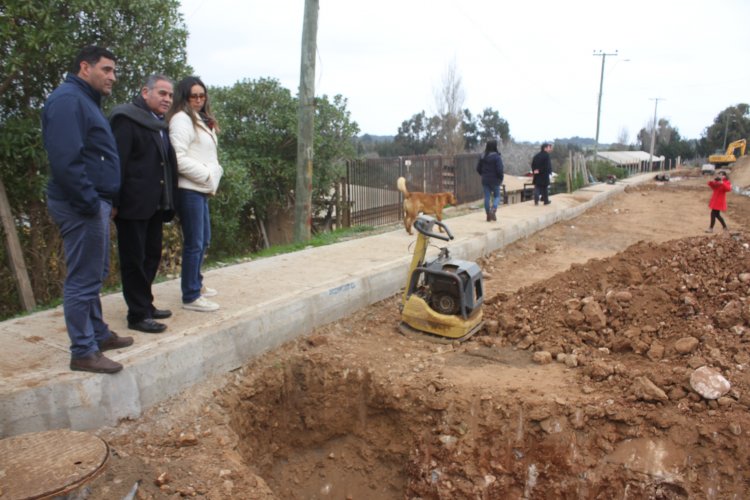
[0,176,36,311]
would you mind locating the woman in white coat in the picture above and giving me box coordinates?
[168,76,223,312]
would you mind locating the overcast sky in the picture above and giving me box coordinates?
[179,0,749,145]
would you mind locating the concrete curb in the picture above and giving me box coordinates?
[0,174,651,437]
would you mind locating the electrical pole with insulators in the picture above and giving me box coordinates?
[593,50,617,155]
[294,0,319,243]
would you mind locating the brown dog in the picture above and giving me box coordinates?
[397,176,457,235]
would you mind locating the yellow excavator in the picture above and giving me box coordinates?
[709,138,746,167]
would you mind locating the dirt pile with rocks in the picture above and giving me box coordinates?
[488,233,750,391]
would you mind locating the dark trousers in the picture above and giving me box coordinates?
[710,209,727,229]
[47,198,113,358]
[533,184,550,204]
[115,213,164,323]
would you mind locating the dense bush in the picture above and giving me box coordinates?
[589,160,628,182]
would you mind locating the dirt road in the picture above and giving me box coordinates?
[91,171,750,499]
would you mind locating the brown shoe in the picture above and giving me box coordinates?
[98,331,134,352]
[70,351,123,374]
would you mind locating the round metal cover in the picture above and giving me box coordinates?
[0,429,109,499]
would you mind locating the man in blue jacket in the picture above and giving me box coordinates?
[43,46,134,374]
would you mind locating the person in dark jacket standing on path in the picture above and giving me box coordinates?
[706,171,731,233]
[476,140,505,221]
[42,46,134,374]
[531,143,553,205]
[110,75,178,334]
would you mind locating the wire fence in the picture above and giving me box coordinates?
[344,154,484,228]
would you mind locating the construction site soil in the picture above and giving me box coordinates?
[89,166,750,499]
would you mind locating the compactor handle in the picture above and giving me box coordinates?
[414,215,453,241]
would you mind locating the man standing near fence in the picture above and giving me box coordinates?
[531,143,553,205]
[42,45,134,374]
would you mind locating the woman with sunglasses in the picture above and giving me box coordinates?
[168,76,223,312]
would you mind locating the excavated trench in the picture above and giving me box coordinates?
[220,340,746,499]
[218,230,750,498]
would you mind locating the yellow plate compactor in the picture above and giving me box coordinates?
[400,215,484,342]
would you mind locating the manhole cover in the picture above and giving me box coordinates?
[0,429,109,499]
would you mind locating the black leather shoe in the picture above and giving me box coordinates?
[98,331,134,352]
[152,308,173,319]
[128,318,167,334]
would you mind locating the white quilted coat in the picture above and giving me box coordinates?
[169,110,223,195]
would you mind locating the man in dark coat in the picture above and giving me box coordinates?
[531,142,553,205]
[43,46,134,374]
[110,75,178,333]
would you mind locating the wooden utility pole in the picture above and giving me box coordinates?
[0,177,36,311]
[294,0,319,243]
[593,50,617,155]
[648,97,663,172]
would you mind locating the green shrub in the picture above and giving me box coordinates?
[589,160,627,182]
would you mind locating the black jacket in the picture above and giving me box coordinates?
[110,96,178,221]
[531,150,552,186]
[476,151,505,186]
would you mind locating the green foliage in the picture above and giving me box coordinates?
[390,107,510,156]
[392,111,438,155]
[474,108,511,145]
[208,156,254,258]
[212,78,297,220]
[588,160,627,182]
[210,78,359,253]
[637,118,698,160]
[311,93,359,209]
[571,170,586,191]
[699,104,750,156]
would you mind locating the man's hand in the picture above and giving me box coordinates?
[111,207,118,219]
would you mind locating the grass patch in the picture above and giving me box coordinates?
[206,225,376,266]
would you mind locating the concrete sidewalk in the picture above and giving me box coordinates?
[0,174,654,437]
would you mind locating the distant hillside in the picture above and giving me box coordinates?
[554,136,598,148]
[358,134,394,143]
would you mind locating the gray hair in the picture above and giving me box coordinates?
[143,74,173,89]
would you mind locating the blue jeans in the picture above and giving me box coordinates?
[47,198,113,358]
[482,183,501,213]
[177,189,210,303]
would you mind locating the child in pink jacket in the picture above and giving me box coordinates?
[706,171,731,233]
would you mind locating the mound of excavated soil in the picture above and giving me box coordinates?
[728,155,750,190]
[88,180,750,499]
[487,233,750,381]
